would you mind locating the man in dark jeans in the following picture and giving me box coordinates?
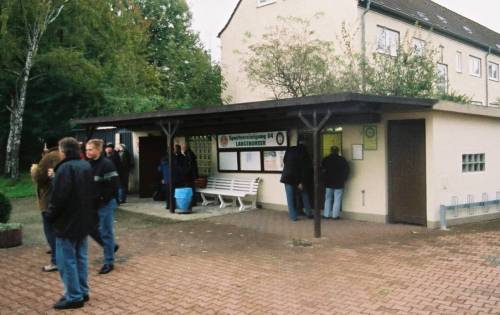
[31,137,61,272]
[86,139,120,274]
[321,146,350,220]
[116,143,133,203]
[280,144,313,221]
[48,137,94,309]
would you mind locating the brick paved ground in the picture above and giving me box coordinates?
[1,198,500,314]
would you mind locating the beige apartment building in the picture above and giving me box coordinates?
[219,0,500,105]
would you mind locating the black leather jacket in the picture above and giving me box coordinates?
[89,155,119,207]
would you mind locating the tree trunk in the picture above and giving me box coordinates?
[5,37,37,181]
[4,109,15,176]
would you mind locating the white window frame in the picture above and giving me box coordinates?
[456,51,462,73]
[436,63,449,94]
[411,37,426,56]
[469,55,481,77]
[488,61,499,81]
[257,0,276,7]
[376,26,399,57]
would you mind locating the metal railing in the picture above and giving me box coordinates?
[439,192,500,230]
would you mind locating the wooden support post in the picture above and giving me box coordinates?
[298,110,332,238]
[158,120,180,213]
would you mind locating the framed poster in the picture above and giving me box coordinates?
[363,125,377,150]
[352,144,363,160]
[240,151,261,171]
[218,152,238,171]
[263,150,286,171]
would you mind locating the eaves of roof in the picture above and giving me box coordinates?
[218,0,243,38]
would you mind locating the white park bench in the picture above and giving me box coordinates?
[197,177,261,211]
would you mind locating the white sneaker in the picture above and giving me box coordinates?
[42,264,58,272]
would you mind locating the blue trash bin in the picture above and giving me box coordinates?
[175,187,193,212]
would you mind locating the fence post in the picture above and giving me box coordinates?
[439,205,448,230]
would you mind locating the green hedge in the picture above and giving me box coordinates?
[0,192,12,223]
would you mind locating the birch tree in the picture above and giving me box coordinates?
[2,0,68,180]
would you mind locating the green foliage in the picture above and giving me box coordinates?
[0,192,12,223]
[1,0,225,170]
[0,173,35,199]
[0,223,22,231]
[245,16,339,98]
[244,16,472,101]
[438,90,473,104]
[137,0,225,108]
[364,36,437,97]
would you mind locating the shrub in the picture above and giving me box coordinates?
[0,192,12,224]
[438,91,473,104]
[0,223,21,231]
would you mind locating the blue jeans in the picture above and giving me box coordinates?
[323,188,344,218]
[284,184,312,220]
[41,212,56,265]
[56,237,88,302]
[97,199,117,265]
[117,186,125,203]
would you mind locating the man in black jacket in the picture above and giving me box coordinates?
[321,146,350,220]
[116,143,133,203]
[280,144,313,221]
[48,137,94,309]
[86,139,119,274]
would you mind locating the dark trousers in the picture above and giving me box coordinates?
[41,212,56,265]
[162,184,175,210]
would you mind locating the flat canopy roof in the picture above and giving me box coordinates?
[72,93,436,135]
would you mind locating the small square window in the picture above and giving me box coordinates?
[377,26,400,57]
[470,56,482,77]
[488,62,499,81]
[412,38,425,56]
[462,153,485,173]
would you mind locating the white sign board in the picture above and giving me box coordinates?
[218,152,238,171]
[240,151,261,171]
[218,131,287,149]
[263,150,286,171]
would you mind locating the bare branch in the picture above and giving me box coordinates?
[1,68,21,77]
[47,1,70,24]
[6,97,15,114]
[19,0,32,45]
[28,73,46,82]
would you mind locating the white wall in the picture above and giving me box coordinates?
[428,110,500,223]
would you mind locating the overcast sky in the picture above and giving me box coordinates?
[187,0,500,62]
